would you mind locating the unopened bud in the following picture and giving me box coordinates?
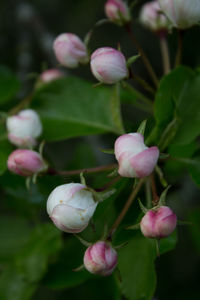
[105,0,131,25]
[140,0,170,32]
[140,206,177,239]
[114,133,159,178]
[159,0,200,29]
[53,33,88,68]
[90,47,128,84]
[84,241,118,276]
[39,68,64,83]
[47,183,97,233]
[6,109,42,148]
[7,149,47,176]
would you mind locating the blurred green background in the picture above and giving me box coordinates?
[0,0,200,299]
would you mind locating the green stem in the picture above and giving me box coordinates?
[122,81,153,114]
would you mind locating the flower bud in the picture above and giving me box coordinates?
[39,69,64,83]
[84,241,118,276]
[140,206,177,239]
[159,0,200,29]
[53,33,88,68]
[7,149,47,176]
[105,0,131,25]
[114,133,159,178]
[90,47,128,84]
[6,109,42,148]
[46,183,97,233]
[140,0,170,32]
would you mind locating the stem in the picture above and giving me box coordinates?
[150,173,159,206]
[95,176,121,192]
[108,178,145,237]
[160,36,170,75]
[48,163,118,176]
[9,94,33,115]
[133,74,155,95]
[122,81,153,114]
[125,23,159,88]
[175,30,183,67]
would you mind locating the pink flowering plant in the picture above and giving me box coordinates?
[0,0,200,299]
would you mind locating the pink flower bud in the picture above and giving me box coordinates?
[90,47,128,84]
[159,0,200,29]
[140,206,177,239]
[46,183,97,233]
[105,0,131,25]
[114,133,159,178]
[6,109,42,148]
[140,0,170,32]
[84,241,118,276]
[7,149,47,176]
[39,69,64,83]
[53,33,88,68]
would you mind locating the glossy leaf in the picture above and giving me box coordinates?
[32,77,123,141]
[118,233,156,300]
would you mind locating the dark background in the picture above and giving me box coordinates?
[0,0,200,299]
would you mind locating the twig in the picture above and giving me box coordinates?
[9,94,33,115]
[150,173,159,206]
[175,30,184,67]
[108,178,145,237]
[124,23,159,88]
[160,36,170,74]
[48,163,118,176]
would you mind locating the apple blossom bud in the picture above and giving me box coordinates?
[159,0,200,29]
[105,0,131,25]
[140,0,170,32]
[90,47,128,84]
[53,33,88,68]
[84,241,118,276]
[140,206,177,239]
[6,109,42,148]
[114,133,159,178]
[39,69,64,83]
[47,183,97,233]
[7,149,47,176]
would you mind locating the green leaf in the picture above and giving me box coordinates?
[43,237,91,289]
[0,223,62,300]
[0,216,32,263]
[0,66,20,105]
[118,233,156,300]
[32,77,123,141]
[154,66,194,147]
[159,230,177,255]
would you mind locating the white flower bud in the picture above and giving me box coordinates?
[53,33,88,68]
[140,0,170,32]
[47,183,98,233]
[159,0,200,29]
[114,133,159,178]
[90,47,128,84]
[6,109,42,148]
